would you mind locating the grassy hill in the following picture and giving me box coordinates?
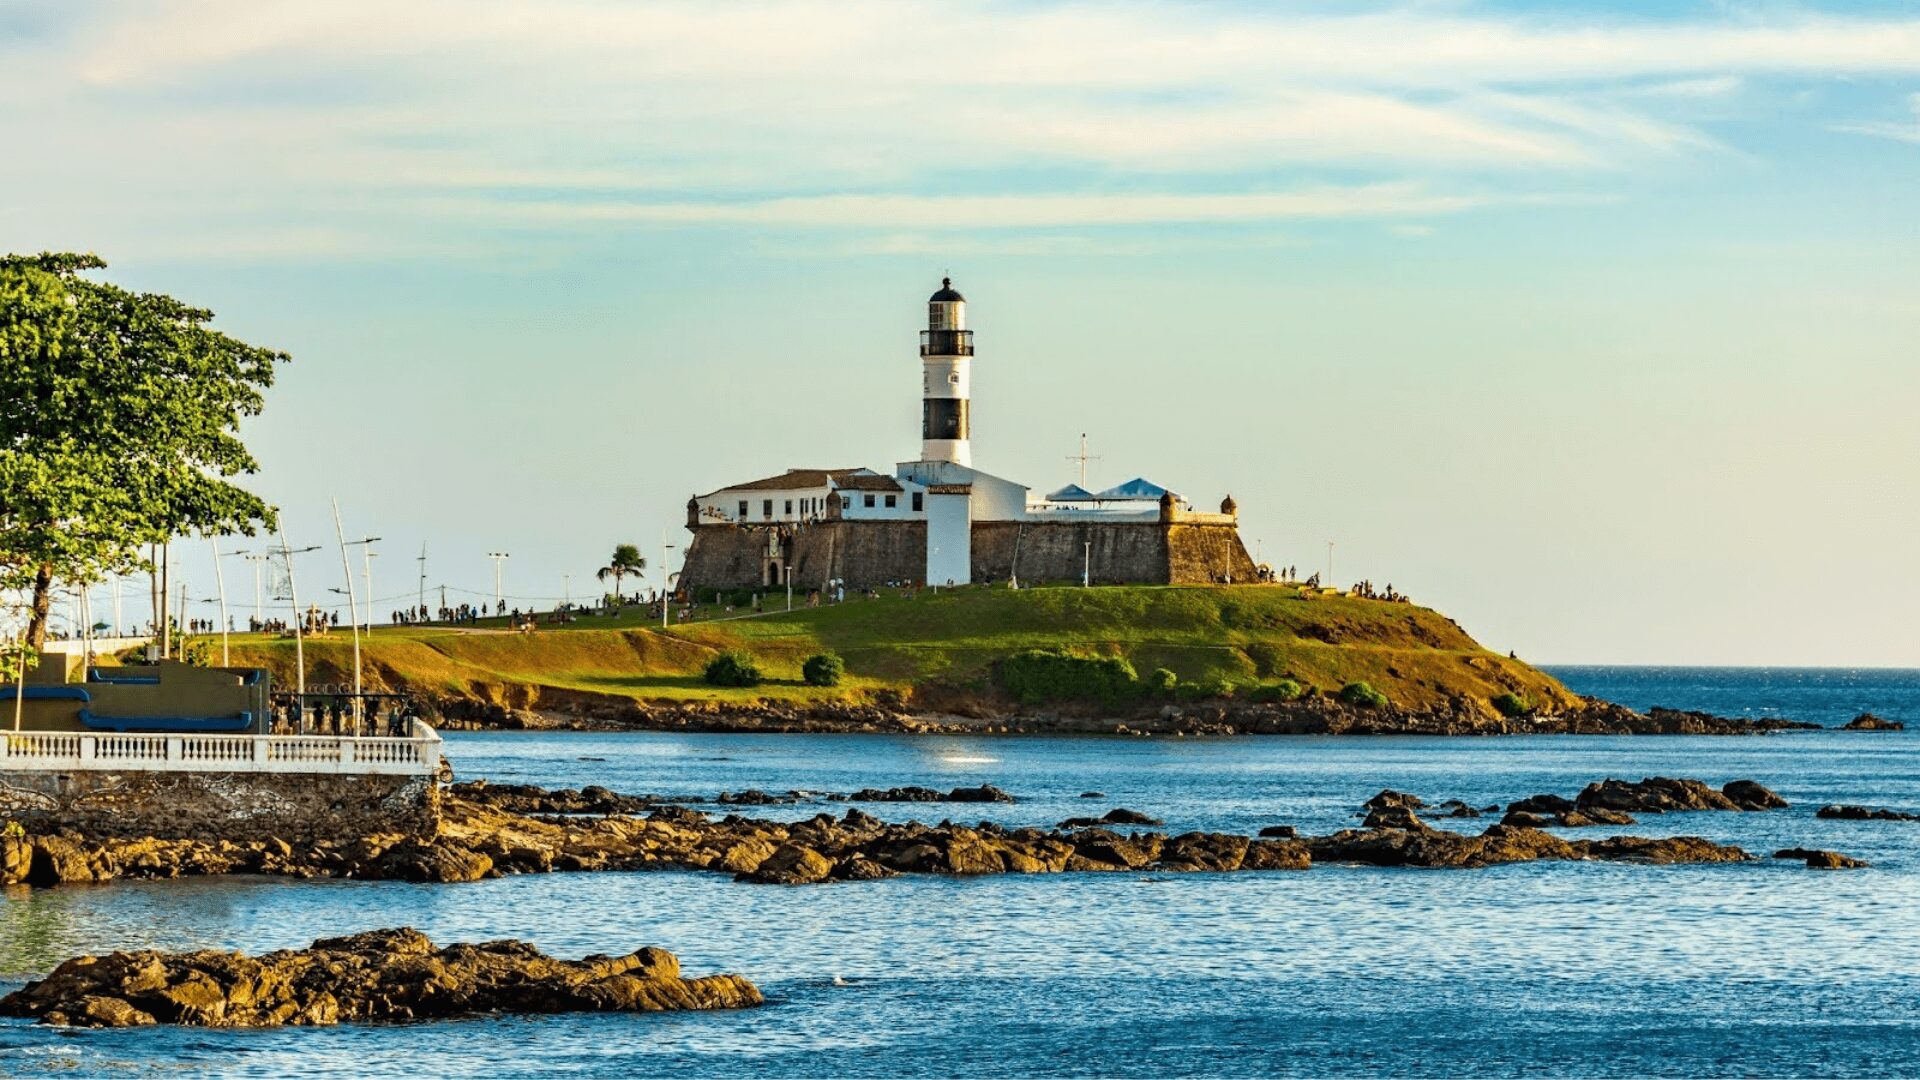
[219,584,1576,717]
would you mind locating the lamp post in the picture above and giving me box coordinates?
[210,537,232,666]
[330,501,370,730]
[661,537,676,629]
[1082,541,1091,588]
[1326,540,1335,588]
[487,552,510,615]
[341,535,380,633]
[275,532,321,699]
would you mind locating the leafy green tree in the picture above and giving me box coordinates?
[596,543,647,600]
[0,253,287,647]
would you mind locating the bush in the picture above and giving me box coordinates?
[1491,692,1532,718]
[703,651,763,687]
[1145,668,1179,696]
[1339,681,1389,709]
[802,652,845,688]
[1249,678,1304,704]
[998,649,1139,706]
[1242,642,1282,678]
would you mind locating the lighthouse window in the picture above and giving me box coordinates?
[885,495,897,508]
[863,494,875,508]
[948,373,959,385]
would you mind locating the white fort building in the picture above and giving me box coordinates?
[680,279,1257,592]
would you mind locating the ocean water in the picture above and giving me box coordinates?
[2,668,1917,1078]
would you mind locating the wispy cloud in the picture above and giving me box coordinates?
[1832,92,1920,144]
[1,2,1916,259]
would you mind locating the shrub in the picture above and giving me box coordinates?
[1242,641,1282,678]
[1249,678,1304,704]
[703,651,763,688]
[1339,681,1389,709]
[802,652,845,688]
[1491,692,1532,718]
[1145,668,1179,696]
[998,649,1139,706]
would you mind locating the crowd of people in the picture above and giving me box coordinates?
[267,692,420,737]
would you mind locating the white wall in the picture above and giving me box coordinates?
[696,484,833,525]
[926,491,972,586]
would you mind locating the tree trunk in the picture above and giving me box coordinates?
[26,563,53,649]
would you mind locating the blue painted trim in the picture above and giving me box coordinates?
[77,710,256,734]
[88,670,159,685]
[0,685,91,702]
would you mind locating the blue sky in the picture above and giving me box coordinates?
[3,1,1916,664]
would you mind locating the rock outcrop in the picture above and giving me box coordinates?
[1774,848,1869,870]
[828,785,1016,804]
[1816,805,1920,822]
[1842,713,1905,731]
[0,929,761,1028]
[1575,777,1787,814]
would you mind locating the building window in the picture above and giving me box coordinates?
[911,492,923,512]
[737,500,748,519]
[784,499,793,515]
[762,499,773,519]
[841,496,850,510]
[863,494,875,508]
[884,494,897,508]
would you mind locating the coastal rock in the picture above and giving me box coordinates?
[2,834,32,885]
[449,780,659,816]
[1815,805,1920,822]
[1362,805,1425,830]
[831,785,1016,804]
[1308,822,1748,869]
[370,838,493,883]
[1502,808,1637,829]
[1363,790,1425,811]
[1575,777,1784,814]
[0,929,761,1028]
[715,789,810,806]
[1508,794,1576,815]
[1842,713,1904,731]
[1430,800,1492,819]
[1058,808,1163,828]
[744,844,834,885]
[1257,825,1297,839]
[1774,848,1869,870]
[1722,780,1790,811]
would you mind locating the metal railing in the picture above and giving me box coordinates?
[0,721,443,777]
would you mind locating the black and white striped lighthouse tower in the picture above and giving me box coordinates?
[920,278,973,466]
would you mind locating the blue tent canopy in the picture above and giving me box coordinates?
[1093,477,1173,501]
[1046,483,1097,502]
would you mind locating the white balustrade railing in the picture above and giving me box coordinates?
[0,724,442,777]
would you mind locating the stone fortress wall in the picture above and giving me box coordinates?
[680,519,1258,592]
[0,770,439,844]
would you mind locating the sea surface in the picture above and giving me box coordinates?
[2,667,1917,1078]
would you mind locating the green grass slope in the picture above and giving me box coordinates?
[224,584,1575,715]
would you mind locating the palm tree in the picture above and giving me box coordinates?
[596,544,647,602]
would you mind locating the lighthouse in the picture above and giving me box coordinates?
[920,277,972,466]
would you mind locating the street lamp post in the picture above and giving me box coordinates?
[331,501,365,727]
[661,537,676,629]
[1082,541,1091,588]
[487,552,510,615]
[274,532,321,699]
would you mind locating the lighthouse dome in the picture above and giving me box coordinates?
[929,277,965,302]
